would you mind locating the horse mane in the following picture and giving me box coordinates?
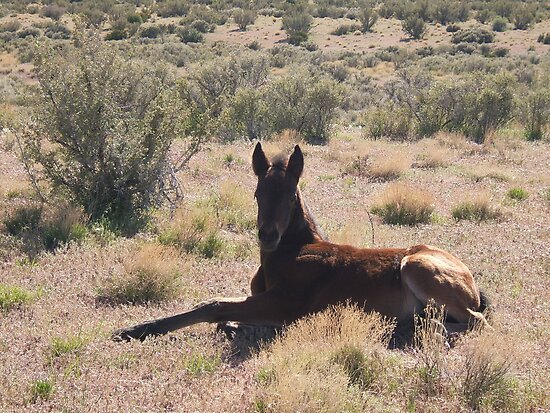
[269,154,288,172]
[296,185,328,242]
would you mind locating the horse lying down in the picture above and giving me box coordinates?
[113,143,490,343]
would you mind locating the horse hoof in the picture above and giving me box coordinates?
[112,323,156,342]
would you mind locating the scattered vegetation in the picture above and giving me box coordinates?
[184,351,222,376]
[282,7,313,45]
[256,305,394,412]
[29,378,54,403]
[98,243,183,305]
[452,195,501,222]
[402,15,427,40]
[0,283,39,311]
[21,32,198,233]
[371,183,434,225]
[507,187,528,202]
[0,2,549,411]
[49,334,88,358]
[233,9,256,31]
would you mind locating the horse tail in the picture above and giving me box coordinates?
[478,289,492,319]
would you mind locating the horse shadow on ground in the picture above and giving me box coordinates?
[209,320,451,364]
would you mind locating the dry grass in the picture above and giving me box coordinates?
[414,141,450,169]
[452,194,502,222]
[329,222,371,247]
[368,154,410,181]
[97,243,184,305]
[413,303,449,397]
[255,305,395,413]
[0,135,548,412]
[157,204,225,258]
[372,183,435,225]
[435,131,473,151]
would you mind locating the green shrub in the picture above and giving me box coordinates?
[139,25,163,39]
[363,105,412,140]
[105,28,127,41]
[451,28,494,44]
[476,9,492,24]
[17,27,40,38]
[402,15,427,40]
[177,26,203,43]
[282,11,312,45]
[506,187,528,202]
[462,73,514,143]
[180,52,270,137]
[189,19,214,34]
[446,23,461,33]
[358,6,378,33]
[266,70,343,144]
[454,42,476,55]
[40,5,65,20]
[494,0,513,18]
[44,23,71,39]
[511,5,535,30]
[154,0,190,18]
[21,33,193,232]
[3,205,42,236]
[493,47,509,57]
[126,13,143,25]
[538,33,550,45]
[492,16,508,32]
[0,19,21,32]
[384,71,514,143]
[220,87,269,141]
[233,8,256,31]
[522,88,550,141]
[331,24,361,36]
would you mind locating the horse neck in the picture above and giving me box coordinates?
[279,187,326,248]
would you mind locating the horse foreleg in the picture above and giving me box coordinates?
[112,288,293,342]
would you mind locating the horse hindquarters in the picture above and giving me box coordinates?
[400,245,482,324]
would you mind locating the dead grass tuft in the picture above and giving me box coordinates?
[271,129,302,145]
[413,303,448,397]
[97,243,183,305]
[452,194,501,222]
[371,183,435,225]
[458,331,515,411]
[329,223,370,247]
[435,131,471,150]
[157,205,225,258]
[209,180,255,232]
[368,155,409,181]
[256,304,395,413]
[414,142,450,169]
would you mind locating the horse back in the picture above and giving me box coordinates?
[262,242,414,320]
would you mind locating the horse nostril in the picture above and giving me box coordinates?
[259,227,278,244]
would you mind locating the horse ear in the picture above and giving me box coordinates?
[287,145,304,180]
[252,142,269,177]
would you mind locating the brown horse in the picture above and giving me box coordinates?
[113,143,489,342]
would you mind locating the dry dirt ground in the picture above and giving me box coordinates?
[1,9,550,412]
[0,130,549,412]
[207,15,550,55]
